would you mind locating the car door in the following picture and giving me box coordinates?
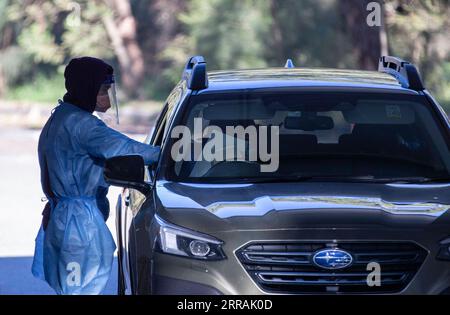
[117,84,186,294]
[116,105,168,295]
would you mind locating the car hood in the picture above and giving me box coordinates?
[154,180,450,233]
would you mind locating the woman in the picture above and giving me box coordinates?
[31,57,160,294]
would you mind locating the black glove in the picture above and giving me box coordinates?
[41,201,52,231]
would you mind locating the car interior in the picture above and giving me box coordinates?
[171,95,450,181]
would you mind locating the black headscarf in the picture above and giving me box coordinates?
[63,57,114,113]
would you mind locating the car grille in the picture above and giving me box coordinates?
[235,241,427,294]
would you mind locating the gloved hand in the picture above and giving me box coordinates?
[41,201,52,231]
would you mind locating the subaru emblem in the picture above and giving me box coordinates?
[312,248,353,269]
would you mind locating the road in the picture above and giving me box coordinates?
[0,127,146,294]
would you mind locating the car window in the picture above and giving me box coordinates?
[163,86,183,141]
[148,84,185,147]
[149,104,168,146]
[166,91,450,183]
[153,111,168,147]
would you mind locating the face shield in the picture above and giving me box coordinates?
[96,74,120,125]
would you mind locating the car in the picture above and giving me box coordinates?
[104,55,450,295]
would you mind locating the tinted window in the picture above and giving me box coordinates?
[166,91,450,183]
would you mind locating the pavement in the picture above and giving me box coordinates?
[0,257,118,295]
[0,124,149,295]
[0,100,162,133]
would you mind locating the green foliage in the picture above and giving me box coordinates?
[263,0,356,68]
[0,0,449,104]
[161,0,356,88]
[0,0,9,33]
[160,0,271,89]
[18,23,65,64]
[0,45,33,85]
[62,1,113,58]
[1,0,114,100]
[385,0,450,101]
[7,0,112,63]
[180,0,270,70]
[8,0,63,64]
[5,73,64,103]
[435,61,450,111]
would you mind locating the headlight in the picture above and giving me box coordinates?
[437,237,450,261]
[155,215,226,260]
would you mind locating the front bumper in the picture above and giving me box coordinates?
[152,228,450,295]
[152,275,223,295]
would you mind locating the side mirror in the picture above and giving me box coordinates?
[104,155,151,194]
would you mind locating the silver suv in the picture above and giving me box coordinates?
[104,56,450,295]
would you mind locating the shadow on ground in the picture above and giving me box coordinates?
[0,256,118,295]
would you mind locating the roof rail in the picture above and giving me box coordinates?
[182,56,208,90]
[284,59,295,68]
[378,56,424,91]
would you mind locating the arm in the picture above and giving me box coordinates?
[76,115,160,164]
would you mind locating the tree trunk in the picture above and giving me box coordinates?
[268,0,285,63]
[103,0,144,98]
[339,0,384,70]
[379,13,389,56]
[0,64,5,97]
[138,0,185,78]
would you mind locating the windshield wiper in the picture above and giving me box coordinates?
[241,176,450,184]
[401,177,450,184]
[212,176,450,184]
[242,175,379,184]
[361,176,450,184]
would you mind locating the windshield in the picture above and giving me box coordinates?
[165,91,450,183]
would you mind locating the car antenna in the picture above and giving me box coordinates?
[284,59,295,68]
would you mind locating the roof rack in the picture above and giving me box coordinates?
[284,59,295,68]
[378,56,424,91]
[182,56,208,90]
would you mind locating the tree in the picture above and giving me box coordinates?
[6,0,146,98]
[264,0,356,68]
[384,0,450,96]
[102,0,144,98]
[1,0,449,105]
[171,0,270,70]
[0,0,10,96]
[131,0,186,99]
[339,0,384,70]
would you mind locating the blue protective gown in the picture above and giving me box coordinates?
[32,101,160,294]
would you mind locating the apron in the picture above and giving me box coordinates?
[31,105,116,295]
